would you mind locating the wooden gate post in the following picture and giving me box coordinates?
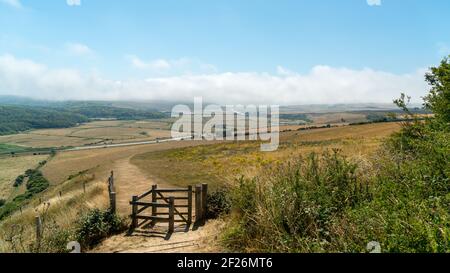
[131,196,138,229]
[168,197,175,233]
[195,185,202,223]
[201,183,208,222]
[151,185,157,225]
[187,185,193,226]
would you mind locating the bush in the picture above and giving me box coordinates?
[206,189,231,219]
[0,202,19,221]
[13,175,25,187]
[0,199,5,207]
[26,170,49,195]
[74,209,126,249]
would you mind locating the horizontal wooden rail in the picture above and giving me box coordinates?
[131,201,171,208]
[155,189,190,193]
[155,196,189,200]
[156,212,189,216]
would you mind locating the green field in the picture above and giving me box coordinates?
[0,143,34,155]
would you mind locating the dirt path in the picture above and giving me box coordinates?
[93,157,224,253]
[112,156,173,216]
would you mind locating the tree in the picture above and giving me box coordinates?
[424,56,450,123]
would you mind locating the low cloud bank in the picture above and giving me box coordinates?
[0,54,428,105]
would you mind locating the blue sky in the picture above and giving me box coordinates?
[0,0,448,104]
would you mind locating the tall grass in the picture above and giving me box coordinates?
[0,182,111,253]
[223,150,373,252]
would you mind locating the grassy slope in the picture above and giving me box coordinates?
[131,123,401,191]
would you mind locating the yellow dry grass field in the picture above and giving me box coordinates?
[0,120,173,149]
[131,122,401,191]
[308,112,367,124]
[0,155,48,200]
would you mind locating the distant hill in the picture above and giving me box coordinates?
[0,97,170,136]
[0,105,88,135]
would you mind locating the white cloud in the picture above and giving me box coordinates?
[0,0,22,8]
[66,0,81,6]
[127,55,171,70]
[367,0,381,6]
[127,55,217,74]
[0,54,429,104]
[66,43,93,56]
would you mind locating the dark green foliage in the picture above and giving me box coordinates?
[0,199,5,207]
[366,113,396,123]
[0,104,168,136]
[38,160,47,167]
[13,174,25,187]
[0,105,88,135]
[25,170,50,196]
[206,189,231,219]
[280,114,312,123]
[0,202,19,221]
[74,209,125,249]
[424,56,450,123]
[67,106,168,120]
[1,168,50,221]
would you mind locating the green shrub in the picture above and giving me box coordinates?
[0,202,19,221]
[206,189,231,219]
[74,209,125,249]
[26,170,49,195]
[13,175,25,187]
[0,199,5,207]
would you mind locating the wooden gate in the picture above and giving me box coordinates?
[130,184,208,233]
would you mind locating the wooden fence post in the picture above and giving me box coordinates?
[35,215,42,252]
[195,185,202,223]
[110,192,116,214]
[168,197,175,233]
[108,171,115,192]
[131,196,138,229]
[201,183,208,222]
[187,185,193,226]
